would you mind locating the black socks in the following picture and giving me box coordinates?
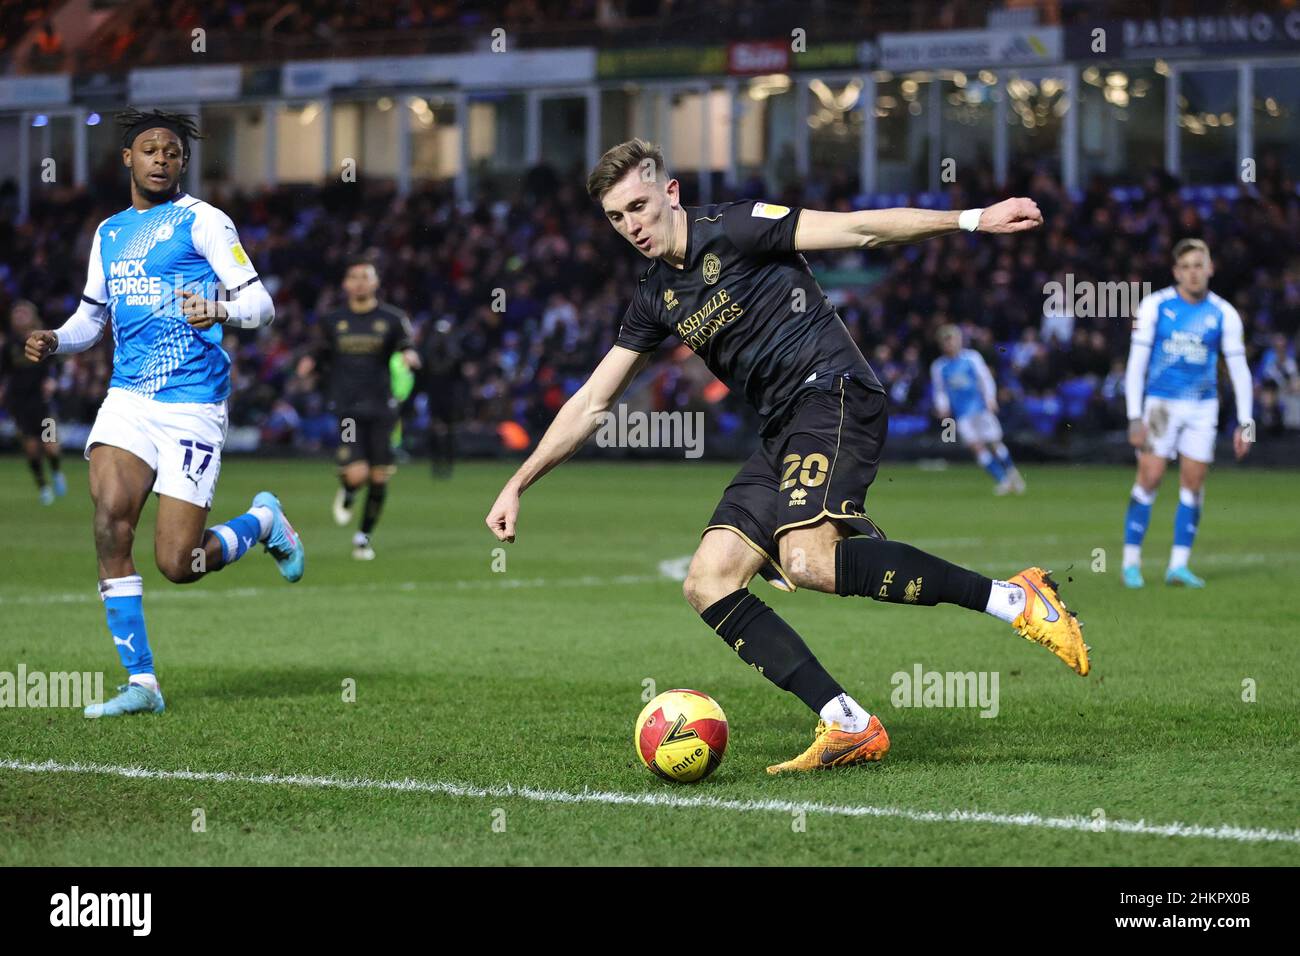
[700,589,843,712]
[835,537,992,610]
[361,482,388,535]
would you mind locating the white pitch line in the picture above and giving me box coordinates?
[2,758,1296,846]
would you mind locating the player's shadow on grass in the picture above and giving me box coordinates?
[855,715,1106,767]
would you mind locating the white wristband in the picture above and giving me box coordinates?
[958,208,983,232]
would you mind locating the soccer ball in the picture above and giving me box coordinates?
[634,689,728,783]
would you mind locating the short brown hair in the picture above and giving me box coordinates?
[586,138,666,202]
[1172,238,1210,262]
[343,254,378,277]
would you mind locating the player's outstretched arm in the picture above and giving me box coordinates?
[794,197,1042,251]
[486,345,651,542]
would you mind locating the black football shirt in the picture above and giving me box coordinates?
[615,200,882,435]
[319,302,413,417]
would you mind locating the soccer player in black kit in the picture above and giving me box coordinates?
[486,140,1091,774]
[308,257,418,560]
[2,300,66,505]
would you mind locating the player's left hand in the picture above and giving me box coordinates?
[978,198,1043,234]
[1233,424,1253,460]
[179,289,227,330]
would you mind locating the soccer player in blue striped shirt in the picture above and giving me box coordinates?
[1121,239,1254,588]
[23,109,306,717]
[930,325,1025,494]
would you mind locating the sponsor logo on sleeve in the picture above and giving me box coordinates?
[751,202,790,220]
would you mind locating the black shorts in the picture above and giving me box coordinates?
[705,376,888,590]
[6,399,50,439]
[335,412,397,469]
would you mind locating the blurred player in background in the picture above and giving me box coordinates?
[1122,238,1254,589]
[488,139,1090,776]
[23,108,304,718]
[2,300,66,505]
[303,256,418,560]
[421,318,463,478]
[930,324,1024,494]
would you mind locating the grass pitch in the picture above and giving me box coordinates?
[1,456,1297,866]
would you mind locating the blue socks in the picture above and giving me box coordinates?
[1124,483,1201,571]
[1170,487,1203,570]
[100,575,154,678]
[99,506,273,684]
[993,442,1016,476]
[1124,483,1156,550]
[976,448,1007,483]
[209,506,272,566]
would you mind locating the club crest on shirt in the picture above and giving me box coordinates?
[154,224,173,242]
[663,289,679,311]
[702,253,721,285]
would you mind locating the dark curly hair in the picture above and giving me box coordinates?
[116,107,203,162]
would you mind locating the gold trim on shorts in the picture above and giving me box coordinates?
[702,523,796,592]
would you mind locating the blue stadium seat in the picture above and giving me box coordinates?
[1058,378,1096,420]
[889,413,930,438]
[1021,395,1062,436]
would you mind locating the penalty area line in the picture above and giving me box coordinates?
[2,758,1297,846]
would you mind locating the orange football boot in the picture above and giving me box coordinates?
[766,715,890,774]
[1007,567,1090,676]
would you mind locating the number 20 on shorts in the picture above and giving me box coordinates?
[780,453,829,491]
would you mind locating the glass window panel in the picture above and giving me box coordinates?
[1253,66,1300,185]
[410,96,457,182]
[1078,66,1165,182]
[1179,68,1237,184]
[876,71,932,193]
[1006,72,1065,175]
[276,102,324,184]
[809,76,863,202]
[940,70,996,184]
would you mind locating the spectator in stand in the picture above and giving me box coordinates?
[27,19,63,71]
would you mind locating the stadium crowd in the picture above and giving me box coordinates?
[14,0,1262,73]
[2,157,1299,456]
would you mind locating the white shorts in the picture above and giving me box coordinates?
[85,387,228,508]
[957,410,1003,446]
[1142,396,1217,463]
